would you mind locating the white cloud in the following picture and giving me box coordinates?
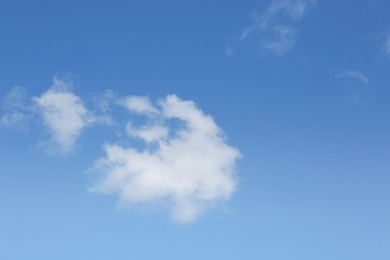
[338,70,370,85]
[127,121,168,143]
[33,78,93,153]
[90,95,240,223]
[121,96,158,115]
[2,79,241,223]
[231,0,315,56]
[1,79,112,152]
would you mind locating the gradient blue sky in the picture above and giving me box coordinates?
[1,0,390,259]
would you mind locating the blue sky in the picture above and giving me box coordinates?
[1,0,390,259]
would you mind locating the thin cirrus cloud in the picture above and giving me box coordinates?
[336,69,371,105]
[1,78,241,223]
[384,32,390,58]
[0,86,31,130]
[337,70,370,85]
[227,0,316,56]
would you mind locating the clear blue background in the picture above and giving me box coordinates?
[1,1,390,259]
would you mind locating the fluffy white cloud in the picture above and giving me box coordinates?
[90,95,240,223]
[1,80,241,223]
[230,0,315,56]
[33,79,92,153]
[121,96,158,114]
[1,79,112,152]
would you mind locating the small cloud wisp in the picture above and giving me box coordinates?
[0,86,31,130]
[384,32,390,58]
[336,69,372,105]
[337,70,370,85]
[228,0,315,56]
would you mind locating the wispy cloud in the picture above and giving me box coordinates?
[2,77,111,154]
[336,70,371,105]
[0,86,32,130]
[384,32,390,58]
[90,95,240,223]
[337,70,370,85]
[228,0,315,56]
[1,79,241,223]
